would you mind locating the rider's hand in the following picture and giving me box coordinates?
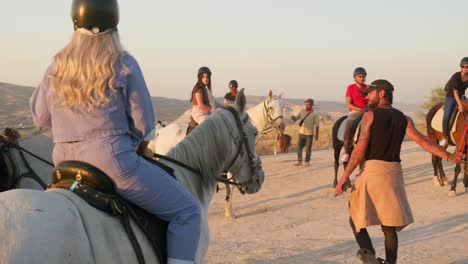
[334,177,347,196]
[458,104,464,112]
[448,151,463,163]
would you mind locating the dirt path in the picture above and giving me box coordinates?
[205,141,468,263]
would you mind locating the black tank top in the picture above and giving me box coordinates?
[365,108,407,162]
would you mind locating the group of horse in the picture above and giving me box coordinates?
[1,91,468,263]
[331,102,468,197]
[0,89,283,263]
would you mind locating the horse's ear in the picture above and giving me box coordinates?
[268,89,273,98]
[236,88,246,113]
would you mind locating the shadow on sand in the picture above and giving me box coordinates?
[242,213,468,263]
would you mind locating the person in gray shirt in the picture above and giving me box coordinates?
[291,98,320,166]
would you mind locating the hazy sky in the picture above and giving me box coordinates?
[1,0,467,103]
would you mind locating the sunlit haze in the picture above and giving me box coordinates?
[1,0,467,103]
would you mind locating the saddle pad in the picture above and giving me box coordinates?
[48,188,158,264]
[337,118,348,142]
[337,118,361,143]
[431,107,459,133]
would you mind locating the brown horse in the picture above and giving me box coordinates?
[277,133,292,154]
[426,101,468,196]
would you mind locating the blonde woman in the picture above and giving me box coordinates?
[29,1,200,263]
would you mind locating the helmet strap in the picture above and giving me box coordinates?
[76,27,117,36]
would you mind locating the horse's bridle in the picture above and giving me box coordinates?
[153,106,262,192]
[220,106,262,192]
[254,97,284,145]
[0,137,50,190]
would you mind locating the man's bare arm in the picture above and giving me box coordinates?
[345,96,362,112]
[405,116,449,160]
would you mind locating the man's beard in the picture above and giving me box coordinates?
[368,100,378,109]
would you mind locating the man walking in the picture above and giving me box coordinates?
[291,98,320,167]
[334,80,460,263]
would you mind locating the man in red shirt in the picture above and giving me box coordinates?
[341,67,368,162]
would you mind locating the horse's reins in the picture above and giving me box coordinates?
[153,106,260,188]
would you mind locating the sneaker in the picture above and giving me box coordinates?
[294,161,303,166]
[304,161,310,167]
[340,153,350,162]
[357,248,377,263]
[377,257,390,264]
[439,138,447,147]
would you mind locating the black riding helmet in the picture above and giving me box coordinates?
[460,57,468,66]
[353,67,367,77]
[229,80,238,88]
[71,0,119,33]
[197,66,212,77]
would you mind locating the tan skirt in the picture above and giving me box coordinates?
[349,160,414,232]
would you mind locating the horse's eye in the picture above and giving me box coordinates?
[254,132,258,137]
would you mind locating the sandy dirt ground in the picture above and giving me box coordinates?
[204,141,468,264]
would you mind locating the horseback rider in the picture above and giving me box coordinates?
[340,67,368,162]
[29,1,201,263]
[291,98,320,167]
[441,57,468,146]
[334,79,460,264]
[190,66,214,124]
[224,80,238,106]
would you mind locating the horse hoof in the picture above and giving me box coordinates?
[225,213,237,219]
[433,177,441,187]
[442,179,449,186]
[448,190,457,197]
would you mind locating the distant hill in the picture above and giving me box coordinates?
[0,82,422,134]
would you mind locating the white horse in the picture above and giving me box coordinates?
[0,89,264,264]
[150,90,284,219]
[149,90,284,155]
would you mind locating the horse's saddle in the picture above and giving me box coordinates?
[49,160,168,264]
[186,116,199,135]
[337,116,362,143]
[431,106,460,136]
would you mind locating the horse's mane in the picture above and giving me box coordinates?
[166,109,234,184]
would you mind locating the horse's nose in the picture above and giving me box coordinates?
[277,120,286,131]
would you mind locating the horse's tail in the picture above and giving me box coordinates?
[332,116,347,164]
[426,103,443,138]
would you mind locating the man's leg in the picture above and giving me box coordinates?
[381,226,398,264]
[304,135,313,165]
[341,113,359,161]
[296,134,305,165]
[349,217,375,254]
[442,97,456,145]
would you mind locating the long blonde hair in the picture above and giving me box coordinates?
[50,30,128,112]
